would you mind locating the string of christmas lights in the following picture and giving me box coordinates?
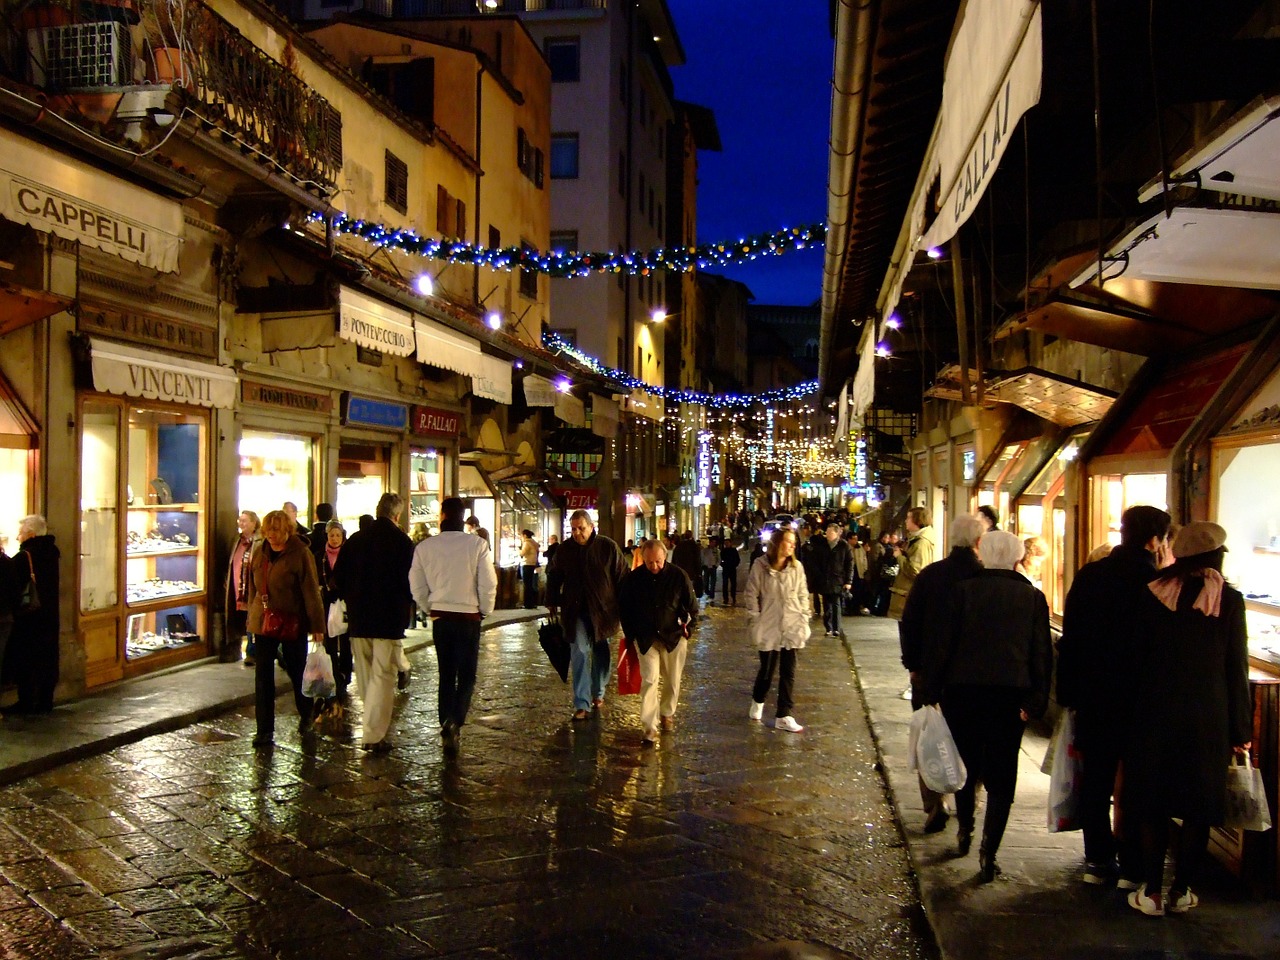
[319,214,824,276]
[543,332,819,409]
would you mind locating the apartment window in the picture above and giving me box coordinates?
[534,148,544,189]
[517,128,545,189]
[364,57,435,127]
[545,37,580,82]
[550,230,578,253]
[455,198,466,239]
[550,133,579,179]
[488,225,501,251]
[436,184,452,236]
[519,242,539,300]
[384,150,407,213]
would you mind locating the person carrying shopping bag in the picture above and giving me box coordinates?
[743,527,810,733]
[246,510,326,748]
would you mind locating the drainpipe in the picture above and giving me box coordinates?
[818,0,875,397]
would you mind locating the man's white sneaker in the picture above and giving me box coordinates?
[748,701,764,721]
[775,715,804,733]
[1127,884,1164,916]
[1166,887,1199,913]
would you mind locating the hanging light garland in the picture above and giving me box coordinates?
[543,332,819,409]
[319,214,824,277]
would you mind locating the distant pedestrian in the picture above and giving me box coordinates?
[744,527,810,733]
[282,501,310,545]
[701,538,719,602]
[899,514,985,834]
[519,529,541,609]
[4,515,59,715]
[224,510,262,665]
[318,520,352,701]
[334,493,415,752]
[617,539,698,745]
[671,531,703,598]
[0,546,20,695]
[1121,522,1251,917]
[465,515,491,548]
[921,530,1052,882]
[546,510,627,721]
[810,523,853,637]
[309,502,334,561]
[887,508,936,621]
[719,537,741,605]
[543,534,560,565]
[976,505,999,532]
[246,510,325,747]
[410,497,497,757]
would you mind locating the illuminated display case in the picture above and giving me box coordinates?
[409,448,442,536]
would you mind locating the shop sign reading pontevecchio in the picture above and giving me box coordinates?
[411,405,462,438]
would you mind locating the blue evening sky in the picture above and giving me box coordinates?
[667,0,833,307]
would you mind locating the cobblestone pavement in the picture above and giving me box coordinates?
[0,604,936,959]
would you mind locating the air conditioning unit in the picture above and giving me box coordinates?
[27,21,131,89]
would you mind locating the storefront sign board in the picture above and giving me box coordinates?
[241,379,333,415]
[524,375,557,407]
[80,311,216,359]
[550,486,598,510]
[0,131,184,272]
[344,394,408,431]
[337,287,415,357]
[411,405,462,437]
[88,338,236,408]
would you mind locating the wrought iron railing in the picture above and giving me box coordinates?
[363,0,605,15]
[178,1,342,189]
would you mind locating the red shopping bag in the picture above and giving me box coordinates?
[617,638,641,695]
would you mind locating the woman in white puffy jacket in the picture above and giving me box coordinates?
[743,526,810,732]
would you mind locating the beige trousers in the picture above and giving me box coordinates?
[638,640,688,736]
[350,637,402,745]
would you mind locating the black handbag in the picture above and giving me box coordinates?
[537,618,570,683]
[17,553,39,614]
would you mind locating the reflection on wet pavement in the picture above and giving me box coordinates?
[0,605,935,959]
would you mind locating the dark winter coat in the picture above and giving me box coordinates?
[719,545,741,573]
[0,550,26,620]
[799,535,824,592]
[617,562,698,654]
[246,535,325,639]
[806,537,854,595]
[670,538,703,593]
[333,517,414,639]
[14,535,59,641]
[1056,543,1158,749]
[923,568,1053,719]
[1121,578,1251,823]
[546,532,627,642]
[898,546,984,674]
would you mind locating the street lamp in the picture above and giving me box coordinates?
[650,308,668,324]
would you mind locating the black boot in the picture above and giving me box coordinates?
[978,845,1001,883]
[956,825,973,857]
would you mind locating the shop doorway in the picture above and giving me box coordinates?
[336,443,391,533]
[0,374,35,551]
[237,430,315,522]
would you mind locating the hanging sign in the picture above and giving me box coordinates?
[410,405,462,437]
[344,394,408,430]
[545,428,604,480]
[523,374,557,407]
[550,486,598,511]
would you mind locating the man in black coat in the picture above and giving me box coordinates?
[899,513,985,833]
[1057,504,1171,888]
[670,531,703,598]
[807,524,854,637]
[618,540,699,744]
[334,492,414,751]
[546,510,628,721]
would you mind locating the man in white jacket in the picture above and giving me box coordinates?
[409,497,497,756]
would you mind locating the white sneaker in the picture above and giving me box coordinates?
[748,701,764,721]
[775,715,804,733]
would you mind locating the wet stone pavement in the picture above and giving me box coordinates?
[0,605,936,960]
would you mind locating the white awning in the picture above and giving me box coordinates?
[414,315,489,374]
[1069,205,1280,291]
[1138,96,1280,204]
[591,394,619,438]
[0,130,183,273]
[524,374,557,407]
[338,287,415,356]
[88,338,237,408]
[851,329,876,417]
[472,353,513,404]
[458,464,494,498]
[921,1,1043,249]
[555,391,585,426]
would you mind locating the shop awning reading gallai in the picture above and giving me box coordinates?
[0,130,183,273]
[85,337,237,408]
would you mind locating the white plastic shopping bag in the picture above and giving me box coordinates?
[326,599,348,637]
[1047,709,1084,833]
[301,641,336,699]
[910,705,967,794]
[1224,750,1272,832]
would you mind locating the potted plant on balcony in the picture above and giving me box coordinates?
[139,0,189,85]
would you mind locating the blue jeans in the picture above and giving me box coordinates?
[570,619,611,711]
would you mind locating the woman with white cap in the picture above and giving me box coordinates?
[1123,521,1251,917]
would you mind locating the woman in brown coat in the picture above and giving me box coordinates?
[246,510,325,747]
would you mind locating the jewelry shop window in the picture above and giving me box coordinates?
[238,430,314,520]
[123,405,208,661]
[409,448,443,536]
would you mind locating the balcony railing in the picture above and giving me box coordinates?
[178,1,342,189]
[363,0,605,16]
